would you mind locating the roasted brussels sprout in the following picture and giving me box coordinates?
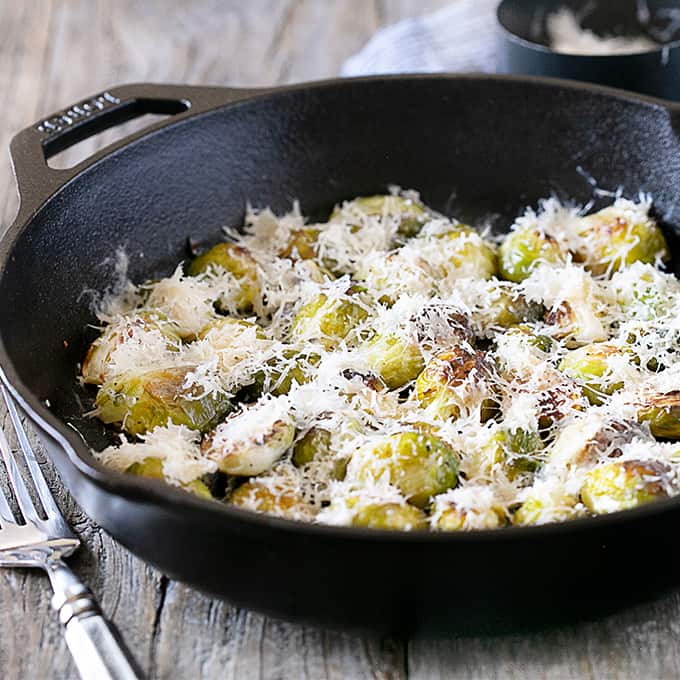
[230,480,313,520]
[495,324,553,361]
[611,262,680,322]
[492,326,554,381]
[546,415,643,471]
[126,457,212,499]
[512,493,581,526]
[410,304,474,351]
[575,204,669,276]
[363,333,425,390]
[195,317,268,374]
[331,194,428,239]
[430,227,497,281]
[292,427,348,480]
[480,428,544,480]
[82,312,182,385]
[202,399,295,475]
[279,226,321,260]
[581,460,674,514]
[198,316,265,343]
[637,391,680,439]
[516,326,554,354]
[268,351,320,395]
[348,432,460,507]
[292,428,331,467]
[484,288,543,330]
[188,242,260,312]
[351,502,428,530]
[499,227,565,282]
[95,366,232,436]
[415,347,490,420]
[559,343,633,405]
[432,501,505,531]
[543,300,609,347]
[536,379,588,431]
[289,290,370,350]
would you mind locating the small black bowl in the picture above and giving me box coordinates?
[497,0,680,99]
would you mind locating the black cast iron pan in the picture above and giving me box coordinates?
[2,75,680,636]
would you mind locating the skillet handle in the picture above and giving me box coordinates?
[9,83,263,218]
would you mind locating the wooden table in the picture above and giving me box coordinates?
[1,2,679,678]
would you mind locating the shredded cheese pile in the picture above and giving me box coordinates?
[84,189,680,531]
[547,8,658,56]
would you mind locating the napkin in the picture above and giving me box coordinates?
[341,0,500,77]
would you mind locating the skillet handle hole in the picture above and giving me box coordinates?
[44,98,189,170]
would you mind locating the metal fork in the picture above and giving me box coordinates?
[0,384,142,679]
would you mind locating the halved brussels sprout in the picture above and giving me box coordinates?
[198,316,265,343]
[348,432,460,507]
[201,400,295,475]
[546,415,643,471]
[95,366,231,436]
[495,325,553,360]
[364,334,425,390]
[279,226,321,260]
[536,379,587,431]
[268,351,320,396]
[432,502,505,531]
[82,312,182,385]
[351,502,428,531]
[512,493,581,526]
[230,480,313,520]
[436,228,498,280]
[195,317,268,375]
[188,242,260,312]
[543,300,608,348]
[499,227,566,282]
[611,262,680,322]
[292,427,348,480]
[492,326,554,383]
[575,204,669,276]
[292,428,331,467]
[637,391,680,439]
[126,457,212,499]
[331,194,428,239]
[289,290,370,350]
[480,428,544,480]
[414,347,490,420]
[481,288,544,331]
[410,304,474,350]
[581,460,674,514]
[559,343,632,405]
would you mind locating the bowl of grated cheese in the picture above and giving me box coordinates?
[498,0,680,99]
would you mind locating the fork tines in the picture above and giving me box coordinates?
[0,384,68,531]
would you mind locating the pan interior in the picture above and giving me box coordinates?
[1,77,679,455]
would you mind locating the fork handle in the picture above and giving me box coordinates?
[64,613,142,680]
[48,560,143,680]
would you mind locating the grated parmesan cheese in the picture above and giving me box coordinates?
[84,189,680,530]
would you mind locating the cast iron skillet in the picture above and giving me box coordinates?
[2,75,680,636]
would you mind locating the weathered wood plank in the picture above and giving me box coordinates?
[409,592,680,680]
[150,585,407,680]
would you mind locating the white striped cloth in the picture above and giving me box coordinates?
[341,0,500,77]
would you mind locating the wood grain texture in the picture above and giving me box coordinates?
[1,1,679,679]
